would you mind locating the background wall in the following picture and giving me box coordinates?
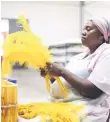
[2,1,110,45]
[83,1,110,24]
[1,1,80,45]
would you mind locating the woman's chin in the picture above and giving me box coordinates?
[81,39,86,46]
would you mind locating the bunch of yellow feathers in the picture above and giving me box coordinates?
[18,102,86,122]
[2,15,68,97]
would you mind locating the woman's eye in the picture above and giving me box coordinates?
[86,27,91,31]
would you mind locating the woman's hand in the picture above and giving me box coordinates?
[46,62,64,77]
[40,68,47,77]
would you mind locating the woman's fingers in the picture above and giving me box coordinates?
[46,62,52,67]
[40,68,47,77]
[46,62,63,76]
[46,62,53,70]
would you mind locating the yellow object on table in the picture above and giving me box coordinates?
[1,80,18,122]
[18,102,86,122]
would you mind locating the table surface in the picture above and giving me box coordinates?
[10,69,50,122]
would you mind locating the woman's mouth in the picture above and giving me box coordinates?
[81,36,86,41]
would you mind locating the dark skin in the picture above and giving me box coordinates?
[41,21,104,99]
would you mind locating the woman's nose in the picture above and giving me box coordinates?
[82,30,87,36]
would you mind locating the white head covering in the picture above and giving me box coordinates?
[90,17,110,43]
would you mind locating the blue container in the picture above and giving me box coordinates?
[7,78,17,84]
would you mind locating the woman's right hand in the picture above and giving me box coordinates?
[40,68,47,77]
[40,68,55,83]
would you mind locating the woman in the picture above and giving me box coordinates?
[41,17,110,122]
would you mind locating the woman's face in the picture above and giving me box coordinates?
[81,20,103,49]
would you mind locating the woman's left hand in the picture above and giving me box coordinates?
[46,62,64,76]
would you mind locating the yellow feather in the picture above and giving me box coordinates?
[17,15,31,32]
[44,75,51,92]
[55,77,68,97]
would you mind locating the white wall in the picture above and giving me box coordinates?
[2,1,110,45]
[83,1,110,25]
[1,1,80,45]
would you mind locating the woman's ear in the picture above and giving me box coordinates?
[99,35,105,43]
